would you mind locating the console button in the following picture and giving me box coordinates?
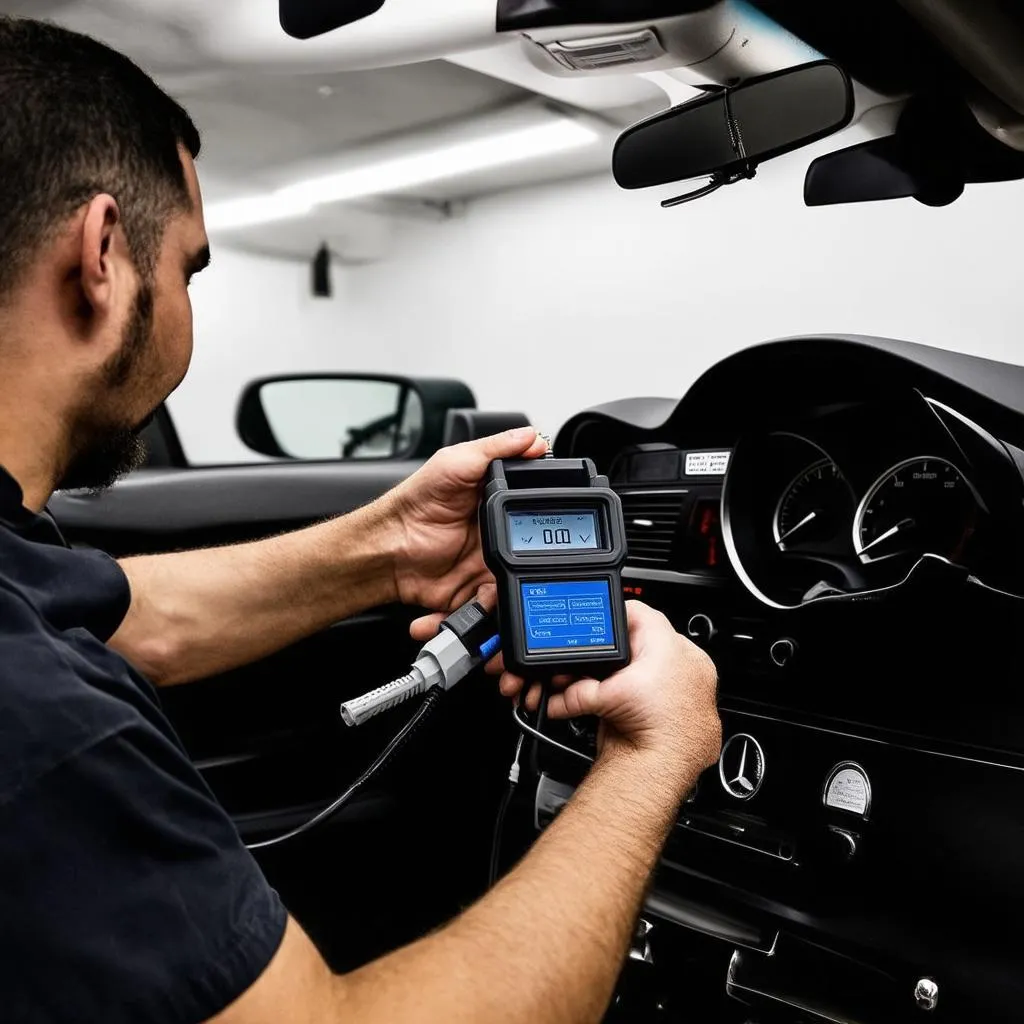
[915,978,939,1011]
[823,762,872,817]
[686,613,717,644]
[827,826,859,862]
[769,637,798,667]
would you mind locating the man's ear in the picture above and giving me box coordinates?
[78,194,123,317]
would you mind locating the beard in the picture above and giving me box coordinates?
[57,284,157,493]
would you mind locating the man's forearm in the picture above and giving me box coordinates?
[110,503,400,686]
[334,747,689,1023]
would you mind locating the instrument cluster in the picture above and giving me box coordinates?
[773,453,980,566]
[721,395,1023,608]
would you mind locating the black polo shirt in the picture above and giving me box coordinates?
[0,468,286,1022]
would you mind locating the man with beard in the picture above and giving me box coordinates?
[0,15,721,1024]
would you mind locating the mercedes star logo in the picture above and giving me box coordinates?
[719,733,766,800]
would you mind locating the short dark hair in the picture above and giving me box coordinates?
[0,16,201,299]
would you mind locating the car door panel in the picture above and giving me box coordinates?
[50,462,421,553]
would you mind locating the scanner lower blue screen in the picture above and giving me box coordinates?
[520,580,615,653]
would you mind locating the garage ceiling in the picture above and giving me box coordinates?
[176,63,532,188]
[1,0,660,256]
[4,2,534,186]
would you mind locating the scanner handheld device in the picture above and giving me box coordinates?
[481,457,630,680]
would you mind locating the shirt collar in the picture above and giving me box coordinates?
[0,465,66,545]
[0,465,33,521]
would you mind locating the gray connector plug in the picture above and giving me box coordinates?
[340,627,483,727]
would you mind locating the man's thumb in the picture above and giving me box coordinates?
[475,426,544,462]
[545,677,603,720]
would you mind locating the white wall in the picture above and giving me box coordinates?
[172,143,1024,463]
[168,246,404,462]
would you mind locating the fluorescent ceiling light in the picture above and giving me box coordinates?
[206,115,601,231]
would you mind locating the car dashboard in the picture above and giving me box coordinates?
[520,335,1024,1022]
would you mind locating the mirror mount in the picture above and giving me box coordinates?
[660,79,763,207]
[661,162,758,208]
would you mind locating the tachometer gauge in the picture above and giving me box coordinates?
[854,457,979,564]
[774,459,855,552]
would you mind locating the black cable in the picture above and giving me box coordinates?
[246,688,444,851]
[536,681,550,736]
[512,704,594,764]
[488,733,524,887]
[488,782,515,887]
[527,681,551,778]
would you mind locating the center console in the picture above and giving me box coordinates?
[519,549,1024,1022]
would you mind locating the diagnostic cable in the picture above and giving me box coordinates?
[246,600,498,851]
[249,455,627,853]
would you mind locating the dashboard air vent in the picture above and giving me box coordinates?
[618,490,686,566]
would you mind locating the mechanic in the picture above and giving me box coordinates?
[0,16,721,1024]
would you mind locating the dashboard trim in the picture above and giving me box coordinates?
[622,566,731,587]
[725,949,851,1024]
[721,451,792,610]
[678,815,794,863]
[723,705,1024,775]
[924,396,1008,501]
[616,489,691,496]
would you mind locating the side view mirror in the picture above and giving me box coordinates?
[236,374,476,461]
[613,60,854,206]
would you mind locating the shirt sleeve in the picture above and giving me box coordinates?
[0,721,288,1024]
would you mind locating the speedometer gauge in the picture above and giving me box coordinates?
[854,457,978,564]
[773,459,855,552]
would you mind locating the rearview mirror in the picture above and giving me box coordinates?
[613,61,854,202]
[237,374,476,461]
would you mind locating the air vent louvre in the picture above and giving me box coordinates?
[618,490,686,566]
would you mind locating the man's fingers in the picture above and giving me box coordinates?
[622,599,671,655]
[525,682,543,712]
[473,582,498,613]
[410,581,499,643]
[499,672,524,697]
[545,678,603,720]
[485,651,506,675]
[409,613,443,641]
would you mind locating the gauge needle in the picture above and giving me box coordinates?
[777,511,817,546]
[860,517,916,554]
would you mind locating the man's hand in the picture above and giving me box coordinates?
[215,602,721,1024]
[501,601,721,788]
[382,426,549,620]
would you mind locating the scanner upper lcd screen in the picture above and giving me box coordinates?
[508,511,600,552]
